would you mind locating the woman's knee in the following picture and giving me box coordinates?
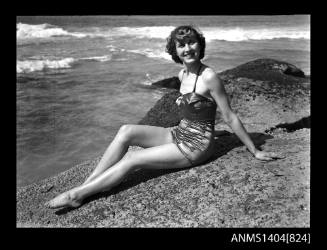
[123,150,137,161]
[121,150,140,170]
[117,124,135,143]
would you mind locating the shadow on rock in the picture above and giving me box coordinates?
[55,206,79,215]
[54,131,273,215]
[265,116,310,133]
[205,132,273,163]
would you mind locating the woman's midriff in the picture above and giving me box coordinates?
[171,118,215,165]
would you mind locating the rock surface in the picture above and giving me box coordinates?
[17,58,310,227]
[138,89,181,127]
[151,76,180,90]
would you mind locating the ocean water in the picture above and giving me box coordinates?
[16,15,310,187]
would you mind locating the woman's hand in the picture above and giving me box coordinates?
[254,150,284,161]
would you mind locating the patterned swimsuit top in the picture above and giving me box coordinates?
[179,65,217,121]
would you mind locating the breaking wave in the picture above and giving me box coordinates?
[109,26,310,41]
[17,58,76,73]
[127,48,172,61]
[16,54,117,73]
[17,23,310,43]
[17,23,87,40]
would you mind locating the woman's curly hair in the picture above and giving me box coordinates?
[166,25,206,64]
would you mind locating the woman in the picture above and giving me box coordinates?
[46,25,280,209]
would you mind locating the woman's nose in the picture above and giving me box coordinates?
[184,43,191,51]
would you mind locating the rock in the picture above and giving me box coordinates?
[16,128,310,228]
[282,65,305,78]
[215,59,310,132]
[151,76,181,90]
[219,58,307,85]
[138,90,181,127]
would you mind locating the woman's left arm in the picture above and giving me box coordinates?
[204,70,282,161]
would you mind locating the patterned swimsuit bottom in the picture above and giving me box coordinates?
[171,118,215,165]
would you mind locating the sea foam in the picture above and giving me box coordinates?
[203,27,310,42]
[110,26,176,39]
[99,26,310,41]
[127,49,172,61]
[17,23,310,42]
[16,55,116,73]
[17,58,76,73]
[80,55,113,62]
[17,23,87,39]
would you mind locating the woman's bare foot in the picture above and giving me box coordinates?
[45,190,82,209]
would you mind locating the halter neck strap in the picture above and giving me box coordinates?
[192,64,202,92]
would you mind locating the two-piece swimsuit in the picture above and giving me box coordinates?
[171,65,217,165]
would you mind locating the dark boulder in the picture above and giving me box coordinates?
[151,76,181,90]
[138,90,181,127]
[283,65,305,78]
[218,58,307,85]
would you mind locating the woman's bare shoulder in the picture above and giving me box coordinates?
[202,66,221,86]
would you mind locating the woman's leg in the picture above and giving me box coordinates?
[84,124,173,184]
[46,143,190,209]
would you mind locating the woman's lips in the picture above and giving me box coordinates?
[184,52,195,58]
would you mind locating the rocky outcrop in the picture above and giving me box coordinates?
[138,89,181,127]
[17,58,310,228]
[219,58,308,84]
[150,76,180,90]
[139,58,310,132]
[218,59,310,133]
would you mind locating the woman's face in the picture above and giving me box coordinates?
[175,36,201,64]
